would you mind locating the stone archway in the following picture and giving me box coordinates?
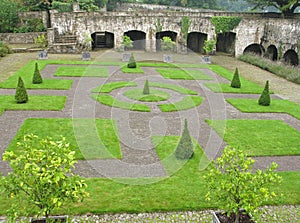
[187,32,207,53]
[155,31,177,51]
[283,49,299,66]
[124,30,146,50]
[265,45,278,61]
[243,43,265,56]
[91,31,114,49]
[216,32,236,55]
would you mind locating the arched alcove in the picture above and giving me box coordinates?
[155,31,177,51]
[91,31,114,49]
[283,49,299,66]
[187,32,207,53]
[216,32,236,55]
[265,45,278,61]
[243,43,265,56]
[124,30,146,50]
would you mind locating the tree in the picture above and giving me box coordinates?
[258,80,271,106]
[15,77,28,103]
[204,147,282,223]
[122,35,133,50]
[78,0,99,12]
[127,53,136,68]
[143,80,150,95]
[175,119,194,160]
[1,134,89,218]
[230,0,300,15]
[187,0,219,9]
[161,36,175,52]
[0,0,20,33]
[32,62,43,84]
[230,67,241,88]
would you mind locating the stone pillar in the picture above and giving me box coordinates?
[47,28,54,46]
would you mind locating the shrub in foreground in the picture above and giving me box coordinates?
[15,77,28,103]
[230,67,241,88]
[127,53,136,68]
[258,80,271,106]
[32,62,43,84]
[1,134,89,219]
[204,146,282,223]
[175,119,194,160]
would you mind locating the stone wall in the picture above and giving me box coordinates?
[47,9,300,57]
[0,32,47,44]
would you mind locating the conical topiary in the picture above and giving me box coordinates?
[258,80,271,106]
[32,62,43,84]
[175,119,194,160]
[127,53,136,68]
[143,80,150,95]
[230,67,241,88]
[15,77,28,103]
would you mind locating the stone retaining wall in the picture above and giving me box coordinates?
[0,32,47,44]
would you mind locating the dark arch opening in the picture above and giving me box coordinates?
[91,31,114,49]
[155,31,177,51]
[124,30,146,50]
[265,45,278,61]
[243,43,265,56]
[187,32,207,53]
[216,32,236,55]
[283,49,299,66]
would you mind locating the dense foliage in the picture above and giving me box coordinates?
[0,0,20,33]
[161,36,175,52]
[0,41,12,57]
[211,16,242,34]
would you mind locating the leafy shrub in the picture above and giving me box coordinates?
[15,77,28,103]
[127,53,136,68]
[175,119,194,160]
[32,62,43,84]
[123,35,133,50]
[203,39,216,55]
[161,36,175,52]
[34,34,48,50]
[204,147,282,223]
[143,80,150,94]
[230,67,241,88]
[0,41,12,57]
[1,134,89,218]
[258,80,271,106]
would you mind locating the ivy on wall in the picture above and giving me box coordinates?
[210,16,242,34]
[181,16,191,42]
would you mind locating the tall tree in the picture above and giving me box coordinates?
[230,0,300,15]
[0,0,20,33]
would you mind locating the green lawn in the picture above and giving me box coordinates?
[0,95,66,115]
[121,65,144,73]
[207,119,300,156]
[158,96,203,112]
[138,62,209,68]
[1,136,299,215]
[156,68,213,80]
[227,98,300,120]
[205,65,265,94]
[92,82,137,93]
[54,66,109,77]
[0,61,73,89]
[92,94,151,112]
[123,89,170,102]
[6,118,122,160]
[149,82,197,95]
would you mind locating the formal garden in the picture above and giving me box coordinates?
[0,50,299,223]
